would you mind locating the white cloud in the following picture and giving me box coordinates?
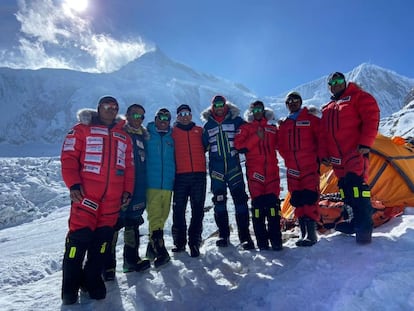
[1,0,151,72]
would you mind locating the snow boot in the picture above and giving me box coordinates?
[122,225,150,272]
[214,209,230,247]
[61,228,91,305]
[296,217,317,247]
[189,244,200,257]
[252,206,269,250]
[82,226,113,300]
[236,212,255,250]
[151,230,170,268]
[102,229,119,281]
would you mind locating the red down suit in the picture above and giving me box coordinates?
[234,117,280,199]
[61,119,135,232]
[278,107,320,221]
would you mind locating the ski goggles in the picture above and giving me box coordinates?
[157,113,171,121]
[213,101,225,108]
[131,113,144,120]
[178,111,191,117]
[328,78,345,86]
[251,107,264,113]
[101,103,119,111]
[286,97,301,104]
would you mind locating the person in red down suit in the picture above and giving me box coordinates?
[319,72,379,244]
[60,96,135,305]
[234,100,283,251]
[278,92,320,247]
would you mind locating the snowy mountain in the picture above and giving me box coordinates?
[265,63,414,121]
[0,50,413,156]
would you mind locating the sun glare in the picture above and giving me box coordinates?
[64,0,89,13]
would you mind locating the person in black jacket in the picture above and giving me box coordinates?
[103,104,151,281]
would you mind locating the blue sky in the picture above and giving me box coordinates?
[0,0,413,96]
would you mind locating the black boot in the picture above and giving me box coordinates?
[252,206,269,250]
[151,230,170,268]
[214,210,230,247]
[123,226,150,272]
[266,206,283,251]
[103,230,119,281]
[236,212,255,250]
[83,226,113,300]
[296,217,317,247]
[295,217,307,246]
[61,228,91,305]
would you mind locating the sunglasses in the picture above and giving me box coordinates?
[328,78,345,86]
[157,113,171,121]
[286,98,301,104]
[178,111,191,117]
[213,101,225,108]
[101,103,119,111]
[252,107,264,113]
[131,113,144,120]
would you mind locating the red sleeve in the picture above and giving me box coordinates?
[60,124,84,189]
[357,91,380,148]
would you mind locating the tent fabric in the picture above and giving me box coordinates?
[281,134,414,226]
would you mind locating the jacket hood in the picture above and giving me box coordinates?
[77,108,124,125]
[200,102,240,122]
[243,108,275,122]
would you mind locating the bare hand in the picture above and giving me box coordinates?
[69,189,83,203]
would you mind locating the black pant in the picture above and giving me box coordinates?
[172,172,206,247]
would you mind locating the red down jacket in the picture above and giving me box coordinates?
[319,82,380,180]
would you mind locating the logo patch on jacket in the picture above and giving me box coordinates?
[113,132,126,140]
[253,172,265,182]
[296,121,310,127]
[81,198,99,211]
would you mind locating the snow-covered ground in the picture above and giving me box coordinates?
[0,157,414,311]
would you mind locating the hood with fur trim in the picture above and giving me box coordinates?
[243,108,275,122]
[77,108,124,125]
[200,102,240,123]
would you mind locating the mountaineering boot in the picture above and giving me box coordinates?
[172,245,186,253]
[295,217,307,247]
[151,230,170,268]
[61,228,91,305]
[216,238,229,247]
[214,209,230,247]
[266,205,283,251]
[236,212,255,250]
[102,229,119,281]
[146,241,156,261]
[356,230,372,245]
[251,206,269,250]
[189,244,201,257]
[82,226,113,300]
[122,225,151,272]
[296,217,317,247]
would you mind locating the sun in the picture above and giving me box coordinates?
[63,0,89,13]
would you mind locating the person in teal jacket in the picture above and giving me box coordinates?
[145,108,175,268]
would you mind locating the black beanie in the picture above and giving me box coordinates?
[176,104,191,114]
[327,72,346,83]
